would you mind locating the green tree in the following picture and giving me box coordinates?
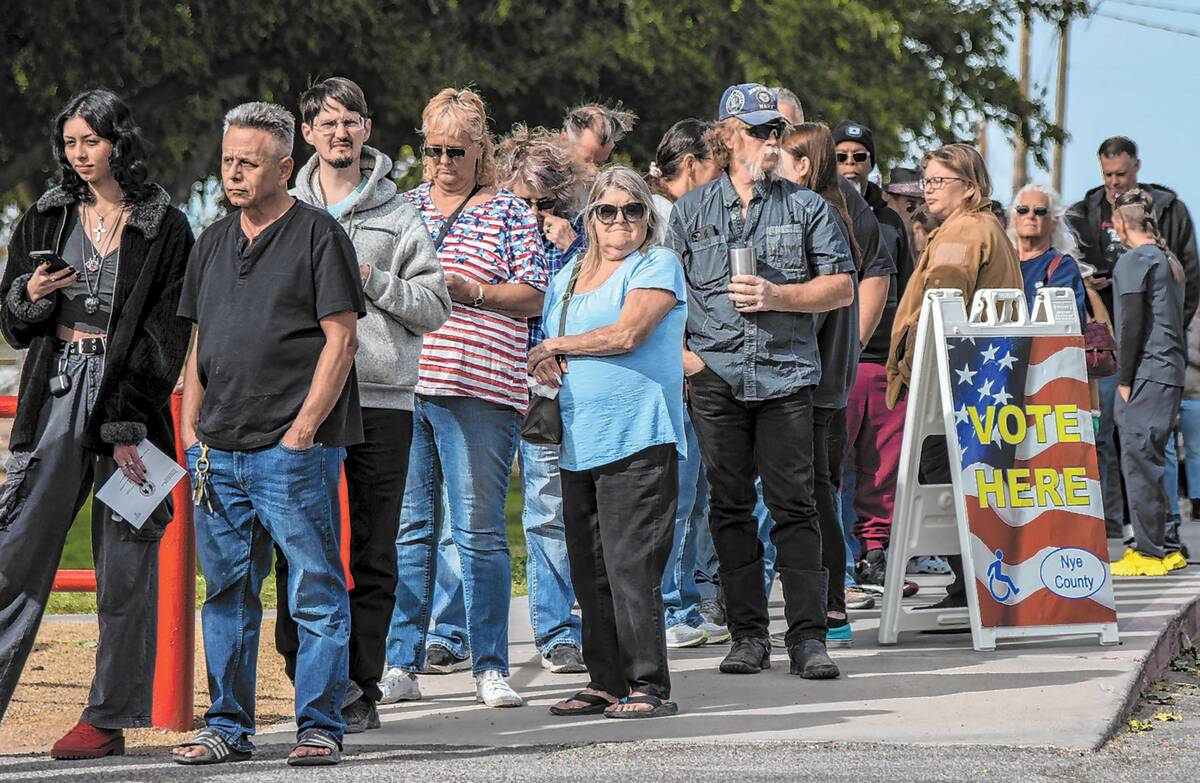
[1,0,1068,213]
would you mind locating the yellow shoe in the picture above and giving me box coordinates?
[1111,549,1170,577]
[1163,551,1189,571]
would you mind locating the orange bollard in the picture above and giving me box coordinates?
[51,569,98,591]
[151,394,195,731]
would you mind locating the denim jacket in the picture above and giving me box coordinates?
[666,174,855,401]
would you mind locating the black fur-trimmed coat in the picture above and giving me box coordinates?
[0,185,194,458]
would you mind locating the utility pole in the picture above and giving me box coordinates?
[1013,2,1032,194]
[1052,2,1072,194]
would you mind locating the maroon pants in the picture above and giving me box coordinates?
[844,362,907,552]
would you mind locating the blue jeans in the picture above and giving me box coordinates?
[838,473,860,587]
[663,414,705,628]
[189,442,348,751]
[386,395,517,676]
[753,478,775,595]
[1164,427,1183,553]
[518,440,582,653]
[1097,374,1126,532]
[1181,399,1200,496]
[693,479,718,600]
[428,441,583,656]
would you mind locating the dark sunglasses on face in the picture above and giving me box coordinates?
[592,202,647,224]
[522,196,558,212]
[836,151,871,164]
[423,145,467,160]
[1014,205,1049,217]
[746,122,787,141]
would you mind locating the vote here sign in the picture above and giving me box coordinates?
[947,334,1117,628]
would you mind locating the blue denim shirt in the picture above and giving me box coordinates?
[666,174,855,401]
[528,214,586,348]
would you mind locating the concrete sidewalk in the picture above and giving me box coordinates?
[256,540,1200,752]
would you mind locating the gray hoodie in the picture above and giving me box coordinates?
[293,146,451,410]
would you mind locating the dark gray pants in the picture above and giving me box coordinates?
[1116,379,1184,560]
[0,350,162,729]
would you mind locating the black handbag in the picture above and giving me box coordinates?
[521,262,584,445]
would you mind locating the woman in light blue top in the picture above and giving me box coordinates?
[528,166,686,719]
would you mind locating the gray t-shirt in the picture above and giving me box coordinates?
[1113,244,1186,387]
[57,220,117,334]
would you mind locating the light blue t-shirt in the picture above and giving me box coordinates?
[544,246,688,472]
[326,177,370,220]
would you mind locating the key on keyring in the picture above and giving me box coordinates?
[192,446,215,514]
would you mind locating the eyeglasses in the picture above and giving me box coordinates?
[314,117,366,136]
[745,122,788,141]
[522,196,558,212]
[1014,205,1049,217]
[920,176,968,191]
[836,151,871,164]
[423,145,468,161]
[591,202,647,225]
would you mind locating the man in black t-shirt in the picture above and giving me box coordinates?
[173,102,365,767]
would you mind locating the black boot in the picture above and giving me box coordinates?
[719,637,771,674]
[788,639,840,679]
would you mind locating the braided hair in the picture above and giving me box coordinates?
[1114,188,1184,283]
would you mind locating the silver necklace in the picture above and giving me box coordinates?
[81,205,124,314]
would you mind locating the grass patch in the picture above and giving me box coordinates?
[49,473,529,613]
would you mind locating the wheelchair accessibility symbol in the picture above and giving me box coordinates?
[987,549,1020,602]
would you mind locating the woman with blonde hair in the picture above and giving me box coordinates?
[384,87,547,708]
[530,166,688,718]
[887,142,1022,610]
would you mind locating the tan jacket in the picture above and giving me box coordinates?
[886,202,1022,407]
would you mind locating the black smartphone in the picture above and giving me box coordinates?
[29,250,73,275]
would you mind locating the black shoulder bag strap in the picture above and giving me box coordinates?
[435,183,483,251]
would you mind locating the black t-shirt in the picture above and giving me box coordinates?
[813,180,895,409]
[861,184,912,364]
[178,200,367,451]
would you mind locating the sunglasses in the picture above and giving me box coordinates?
[423,145,467,160]
[836,151,871,164]
[1014,205,1049,217]
[745,122,787,141]
[522,196,558,212]
[592,202,647,225]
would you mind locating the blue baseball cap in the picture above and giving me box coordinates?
[718,83,785,126]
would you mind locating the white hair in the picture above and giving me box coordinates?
[1007,183,1079,259]
[772,87,805,123]
[223,101,295,156]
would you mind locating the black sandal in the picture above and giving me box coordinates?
[549,690,615,716]
[286,728,341,767]
[604,694,679,719]
[171,728,252,765]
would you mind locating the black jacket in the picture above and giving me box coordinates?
[1,185,194,457]
[1065,183,1200,322]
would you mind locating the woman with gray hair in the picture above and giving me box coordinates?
[1008,183,1087,324]
[529,166,687,718]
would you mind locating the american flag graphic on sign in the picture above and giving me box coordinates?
[946,334,1117,628]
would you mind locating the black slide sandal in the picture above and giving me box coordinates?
[287,728,342,767]
[549,690,615,716]
[172,729,252,765]
[604,694,679,719]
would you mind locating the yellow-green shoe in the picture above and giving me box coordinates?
[1111,548,1169,577]
[1163,551,1189,571]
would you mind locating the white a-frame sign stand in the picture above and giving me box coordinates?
[878,287,1119,652]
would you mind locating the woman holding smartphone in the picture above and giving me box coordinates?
[0,89,193,759]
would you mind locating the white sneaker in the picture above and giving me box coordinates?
[475,670,524,708]
[698,621,731,644]
[378,667,421,704]
[665,623,708,648]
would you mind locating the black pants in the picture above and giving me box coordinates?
[560,444,677,700]
[815,406,847,620]
[688,368,826,647]
[276,407,413,702]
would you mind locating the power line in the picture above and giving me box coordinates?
[1095,9,1200,38]
[1110,0,1200,17]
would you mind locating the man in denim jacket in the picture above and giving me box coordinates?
[666,83,855,680]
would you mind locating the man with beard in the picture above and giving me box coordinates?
[667,83,855,679]
[282,78,452,732]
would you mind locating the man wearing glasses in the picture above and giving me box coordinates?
[666,83,855,679]
[285,77,452,733]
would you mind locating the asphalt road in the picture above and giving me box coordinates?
[3,650,1198,783]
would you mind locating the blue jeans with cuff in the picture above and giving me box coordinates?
[189,441,348,751]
